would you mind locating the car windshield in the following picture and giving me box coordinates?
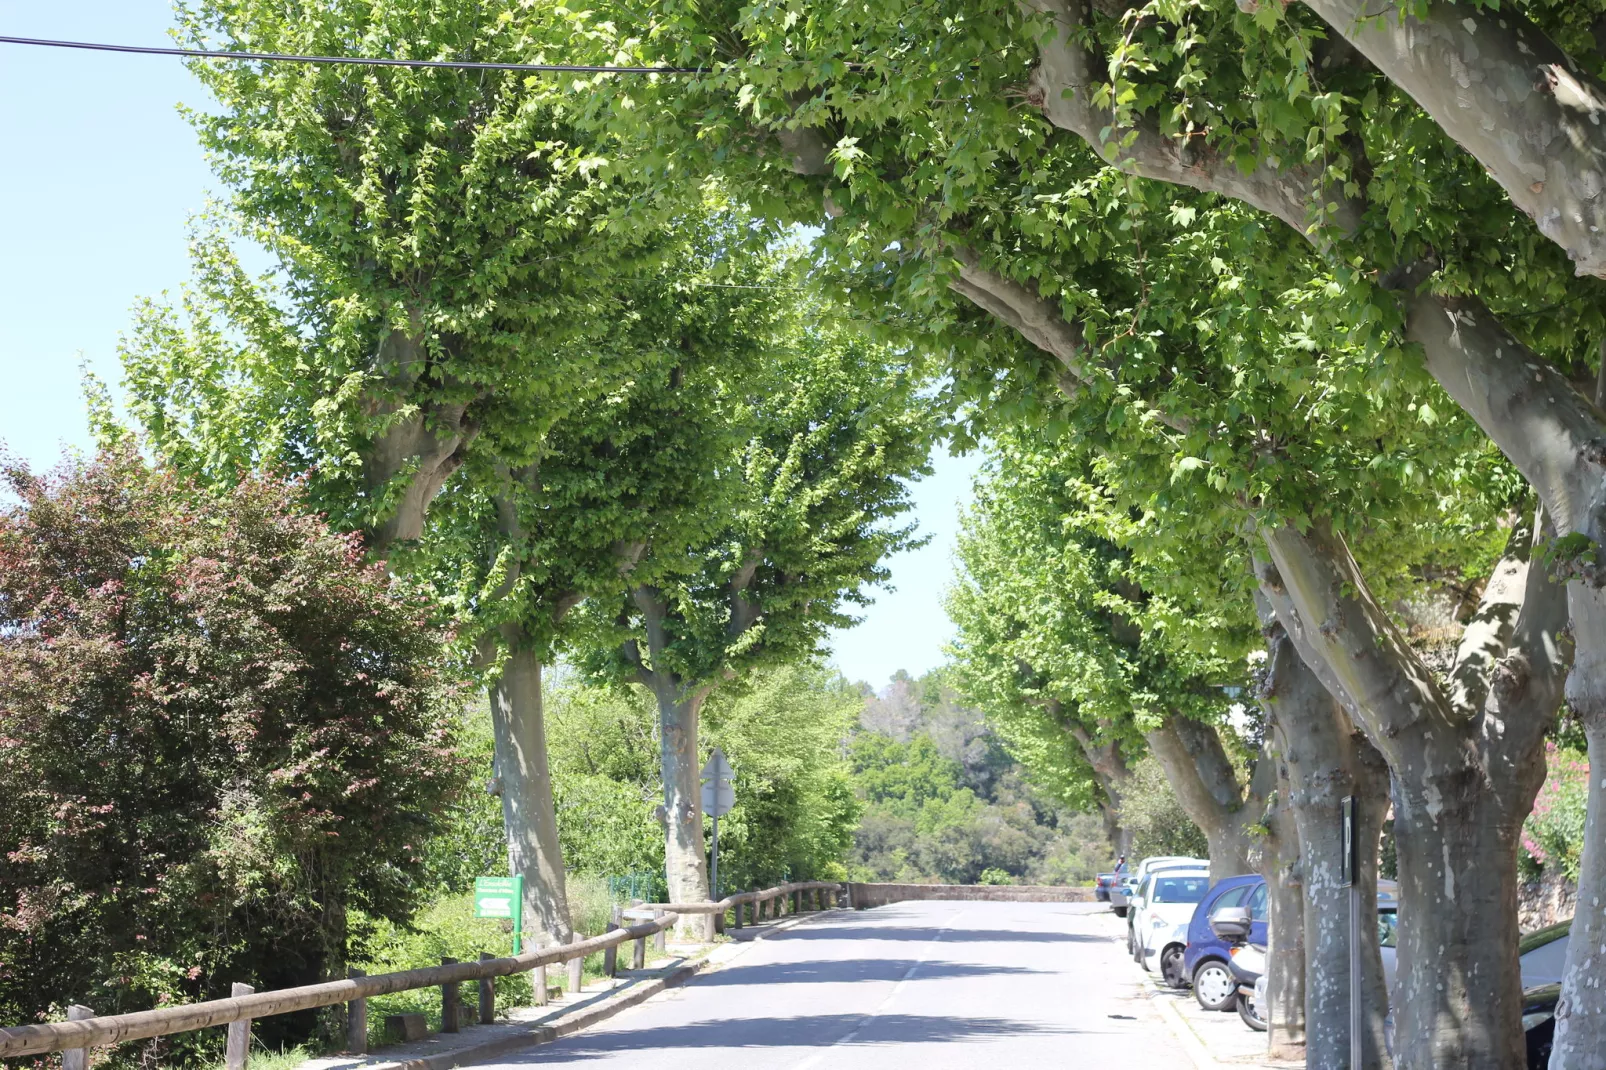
[1152,876,1209,903]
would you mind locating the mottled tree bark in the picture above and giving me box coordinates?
[1067,719,1133,856]
[1259,519,1569,1070]
[626,586,713,932]
[1258,739,1308,1060]
[1296,0,1606,278]
[484,640,574,945]
[1256,601,1391,1070]
[1145,716,1268,881]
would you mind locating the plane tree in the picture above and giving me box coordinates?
[576,312,939,910]
[552,0,1603,1058]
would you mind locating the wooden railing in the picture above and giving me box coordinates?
[0,880,846,1065]
[640,880,844,931]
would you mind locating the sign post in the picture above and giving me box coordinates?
[1340,795,1360,1070]
[700,748,736,900]
[474,875,524,955]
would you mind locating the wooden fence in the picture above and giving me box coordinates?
[0,881,846,1066]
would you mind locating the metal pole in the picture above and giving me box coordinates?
[710,814,720,903]
[1350,883,1362,1070]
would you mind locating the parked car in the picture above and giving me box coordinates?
[1185,877,1397,1011]
[1110,855,1207,918]
[1131,868,1211,986]
[1182,875,1265,1010]
[1095,858,1128,903]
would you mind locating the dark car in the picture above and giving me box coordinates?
[1095,872,1122,902]
[1522,983,1559,1068]
[1181,875,1265,1010]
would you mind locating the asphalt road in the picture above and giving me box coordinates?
[468,900,1188,1069]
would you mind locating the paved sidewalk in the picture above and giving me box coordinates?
[1096,910,1303,1070]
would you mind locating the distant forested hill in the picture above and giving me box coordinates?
[847,668,1112,885]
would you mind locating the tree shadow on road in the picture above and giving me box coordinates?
[770,925,1102,944]
[495,1013,1081,1061]
[690,958,1047,987]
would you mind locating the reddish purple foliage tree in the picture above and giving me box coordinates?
[0,446,465,1059]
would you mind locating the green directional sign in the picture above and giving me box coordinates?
[475,875,524,953]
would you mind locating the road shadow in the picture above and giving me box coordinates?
[691,958,1046,987]
[771,925,1102,944]
[489,1013,1077,1061]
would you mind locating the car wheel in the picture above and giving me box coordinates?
[1114,906,1128,919]
[1125,925,1134,956]
[1161,945,1187,988]
[1193,960,1236,1012]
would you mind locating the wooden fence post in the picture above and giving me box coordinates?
[478,953,495,1025]
[792,889,800,914]
[732,899,744,929]
[534,956,549,1007]
[61,1005,92,1070]
[225,983,253,1070]
[632,928,646,970]
[440,958,459,1033]
[346,969,367,1054]
[652,910,666,953]
[603,907,621,977]
[567,933,583,994]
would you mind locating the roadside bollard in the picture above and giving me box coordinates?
[568,933,583,994]
[226,983,254,1070]
[478,953,495,1024]
[440,958,459,1033]
[347,969,367,1053]
[604,907,622,977]
[62,1005,93,1070]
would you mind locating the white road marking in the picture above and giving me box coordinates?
[790,909,969,1070]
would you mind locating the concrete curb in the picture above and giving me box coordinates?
[1147,987,1223,1070]
[385,959,705,1070]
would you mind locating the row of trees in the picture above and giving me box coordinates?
[120,3,940,947]
[49,0,1606,1065]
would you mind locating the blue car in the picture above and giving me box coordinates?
[1181,875,1266,1011]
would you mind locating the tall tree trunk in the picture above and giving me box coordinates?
[1145,716,1265,881]
[1259,520,1568,1070]
[1259,749,1308,1060]
[1551,673,1606,1068]
[485,641,573,945]
[648,681,711,923]
[1259,610,1392,1070]
[1389,790,1531,1070]
[1068,718,1133,858]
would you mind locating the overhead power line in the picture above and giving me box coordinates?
[0,34,706,74]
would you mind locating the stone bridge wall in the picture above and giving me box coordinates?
[847,883,1094,908]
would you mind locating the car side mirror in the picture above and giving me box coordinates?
[1209,906,1251,942]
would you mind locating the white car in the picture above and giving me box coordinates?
[1131,868,1212,986]
[1110,855,1208,918]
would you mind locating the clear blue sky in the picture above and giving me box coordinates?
[0,1,977,689]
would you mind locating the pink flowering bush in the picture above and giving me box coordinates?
[1521,741,1589,882]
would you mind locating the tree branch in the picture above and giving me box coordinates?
[1145,715,1245,834]
[1299,0,1606,277]
[1024,0,1364,239]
